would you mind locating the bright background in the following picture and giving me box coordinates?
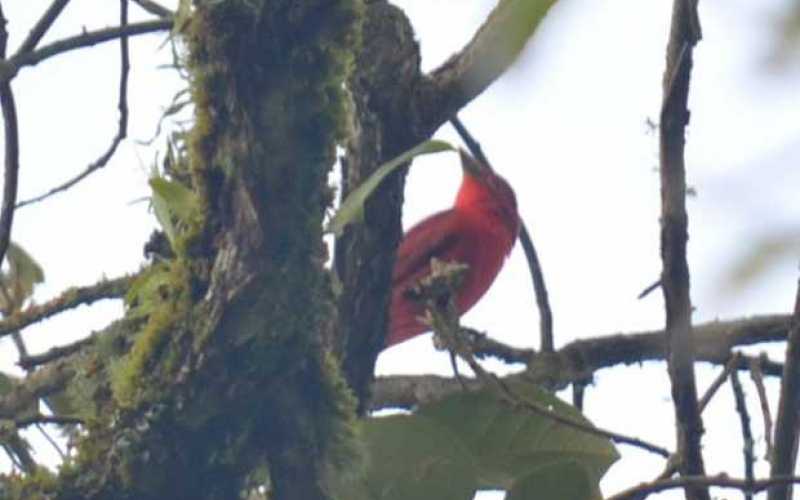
[1,1,799,498]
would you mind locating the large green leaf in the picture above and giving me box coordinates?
[334,414,479,500]
[418,385,618,491]
[506,460,603,500]
[339,385,618,500]
[325,140,454,236]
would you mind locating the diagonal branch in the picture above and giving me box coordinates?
[659,0,706,497]
[131,0,173,18]
[0,274,133,338]
[767,276,800,500]
[16,0,133,208]
[0,19,172,83]
[16,0,71,55]
[0,4,19,270]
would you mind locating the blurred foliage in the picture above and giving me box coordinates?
[727,228,800,291]
[0,243,44,314]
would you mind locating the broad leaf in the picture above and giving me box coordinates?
[342,385,618,500]
[418,384,618,491]
[325,140,454,236]
[335,415,479,500]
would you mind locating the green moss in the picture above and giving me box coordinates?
[113,259,192,407]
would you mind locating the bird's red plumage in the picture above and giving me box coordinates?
[386,156,519,347]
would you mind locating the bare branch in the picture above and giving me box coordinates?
[659,0,706,496]
[131,0,173,18]
[0,5,19,271]
[449,116,554,352]
[19,335,94,370]
[0,19,172,82]
[698,352,740,412]
[749,355,774,459]
[768,276,800,500]
[607,474,800,500]
[0,274,133,339]
[16,0,135,208]
[16,0,71,55]
[730,367,755,500]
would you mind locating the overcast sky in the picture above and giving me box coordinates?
[1,1,798,498]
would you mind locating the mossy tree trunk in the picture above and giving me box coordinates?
[24,2,363,499]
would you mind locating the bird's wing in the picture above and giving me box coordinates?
[392,210,465,287]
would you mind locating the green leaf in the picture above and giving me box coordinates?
[418,385,618,490]
[339,385,618,500]
[325,140,454,236]
[506,460,603,500]
[149,176,199,247]
[334,414,479,500]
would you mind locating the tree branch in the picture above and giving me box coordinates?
[0,4,19,271]
[749,355,774,459]
[371,315,792,409]
[131,0,173,18]
[16,0,133,208]
[768,276,800,500]
[607,474,800,500]
[730,367,755,500]
[0,19,172,82]
[659,0,706,497]
[0,274,133,338]
[15,0,71,55]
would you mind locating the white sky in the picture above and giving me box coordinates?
[1,1,799,499]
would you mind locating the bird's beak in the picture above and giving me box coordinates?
[458,149,485,177]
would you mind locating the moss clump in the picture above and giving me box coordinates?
[112,259,193,407]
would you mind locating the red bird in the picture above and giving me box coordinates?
[386,150,520,348]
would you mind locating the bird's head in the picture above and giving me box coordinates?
[456,149,520,239]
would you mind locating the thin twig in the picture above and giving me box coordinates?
[19,335,94,370]
[418,264,670,458]
[659,0,706,495]
[698,352,741,412]
[16,0,71,55]
[16,0,133,208]
[748,355,774,459]
[767,276,800,500]
[0,19,172,83]
[730,368,755,500]
[652,352,742,483]
[607,474,800,500]
[0,274,133,338]
[449,115,554,352]
[0,4,19,271]
[131,0,173,18]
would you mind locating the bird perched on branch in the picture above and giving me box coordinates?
[386,150,520,348]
